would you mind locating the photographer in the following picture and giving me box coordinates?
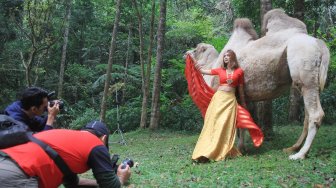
[0,121,131,187]
[4,87,60,132]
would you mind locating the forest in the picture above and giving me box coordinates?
[0,0,335,134]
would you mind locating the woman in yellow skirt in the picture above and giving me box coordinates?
[189,49,247,162]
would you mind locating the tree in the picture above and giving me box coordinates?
[260,0,272,36]
[58,0,72,99]
[133,0,156,129]
[253,0,273,137]
[122,22,133,104]
[100,0,122,122]
[132,0,146,128]
[143,0,156,128]
[14,0,59,86]
[294,0,305,20]
[288,0,305,122]
[149,0,167,130]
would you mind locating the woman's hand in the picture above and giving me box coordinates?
[186,52,196,61]
[238,85,247,109]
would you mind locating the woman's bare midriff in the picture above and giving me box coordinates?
[217,84,236,92]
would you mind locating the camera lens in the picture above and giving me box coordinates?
[49,100,64,109]
[58,101,64,109]
[121,158,134,169]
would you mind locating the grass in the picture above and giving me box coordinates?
[80,125,336,187]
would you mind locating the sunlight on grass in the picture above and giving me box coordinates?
[79,125,336,187]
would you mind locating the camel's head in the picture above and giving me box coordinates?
[185,43,219,68]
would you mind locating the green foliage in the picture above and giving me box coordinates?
[80,125,336,187]
[158,56,204,131]
[0,0,23,48]
[1,0,335,133]
[106,97,142,132]
[162,59,187,98]
[272,94,291,125]
[205,36,229,52]
[165,7,215,58]
[321,81,336,124]
[232,0,260,32]
[68,108,99,130]
[160,96,203,131]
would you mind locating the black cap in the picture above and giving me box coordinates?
[83,120,110,149]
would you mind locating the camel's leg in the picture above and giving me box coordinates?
[237,128,246,152]
[289,87,324,160]
[283,108,309,154]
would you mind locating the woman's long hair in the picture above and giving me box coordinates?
[223,49,239,69]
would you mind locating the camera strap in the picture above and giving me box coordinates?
[27,133,78,186]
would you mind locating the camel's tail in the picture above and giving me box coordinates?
[318,39,330,91]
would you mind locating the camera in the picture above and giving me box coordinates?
[111,154,134,173]
[49,100,64,109]
[121,158,134,169]
[47,91,64,110]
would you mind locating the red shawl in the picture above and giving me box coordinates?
[184,55,264,147]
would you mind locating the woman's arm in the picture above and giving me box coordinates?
[187,53,212,75]
[199,68,212,75]
[238,85,247,109]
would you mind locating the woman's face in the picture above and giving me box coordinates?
[223,53,230,64]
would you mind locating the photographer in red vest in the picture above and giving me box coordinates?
[0,121,131,188]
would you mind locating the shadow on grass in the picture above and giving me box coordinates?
[243,125,304,156]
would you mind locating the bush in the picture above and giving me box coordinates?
[106,98,142,132]
[321,82,336,124]
[160,96,203,132]
[68,108,99,130]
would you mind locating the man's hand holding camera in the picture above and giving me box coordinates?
[117,164,131,185]
[46,100,61,127]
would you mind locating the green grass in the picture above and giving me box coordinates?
[81,125,336,187]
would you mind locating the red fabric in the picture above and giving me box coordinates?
[184,55,264,147]
[2,130,104,188]
[211,67,244,86]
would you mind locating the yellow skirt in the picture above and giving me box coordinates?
[192,91,242,161]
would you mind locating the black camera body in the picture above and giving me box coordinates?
[121,158,134,169]
[111,154,134,173]
[49,100,64,109]
[47,91,64,110]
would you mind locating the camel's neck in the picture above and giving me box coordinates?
[225,28,255,52]
[213,28,255,68]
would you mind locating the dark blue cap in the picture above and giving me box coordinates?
[84,121,110,135]
[84,120,110,149]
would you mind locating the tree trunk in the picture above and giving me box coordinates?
[58,0,72,99]
[20,50,35,87]
[288,0,305,122]
[260,0,272,36]
[143,0,156,128]
[255,101,273,138]
[294,0,305,21]
[149,0,166,130]
[99,0,122,122]
[254,0,273,137]
[122,22,133,104]
[132,0,147,129]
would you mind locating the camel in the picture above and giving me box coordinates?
[186,9,330,160]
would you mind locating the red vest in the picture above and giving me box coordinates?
[1,129,104,188]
